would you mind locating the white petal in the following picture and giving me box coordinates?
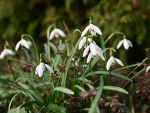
[87,52,94,63]
[45,64,54,73]
[92,24,102,35]
[90,43,97,55]
[83,45,90,57]
[81,25,89,37]
[117,40,123,49]
[96,45,103,54]
[106,56,114,70]
[0,50,6,59]
[79,37,86,49]
[97,52,105,61]
[50,29,56,40]
[87,38,92,43]
[90,30,96,36]
[123,39,129,50]
[6,49,15,55]
[114,58,124,66]
[35,64,40,75]
[38,63,45,77]
[21,39,30,49]
[146,66,150,72]
[15,41,21,51]
[27,40,32,47]
[56,29,65,37]
[128,40,133,47]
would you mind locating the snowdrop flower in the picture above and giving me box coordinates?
[117,38,133,50]
[15,39,30,51]
[146,66,150,72]
[0,48,15,59]
[106,56,124,70]
[27,40,32,47]
[83,42,105,63]
[35,62,54,77]
[49,28,65,40]
[79,37,87,49]
[79,37,97,50]
[81,18,102,37]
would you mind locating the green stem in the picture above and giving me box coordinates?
[120,57,148,87]
[104,31,125,44]
[47,24,55,60]
[88,76,103,113]
[100,35,108,81]
[22,34,39,62]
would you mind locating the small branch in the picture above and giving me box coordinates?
[63,20,72,41]
[7,58,36,80]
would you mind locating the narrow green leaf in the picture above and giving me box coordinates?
[124,106,131,113]
[62,35,82,87]
[88,76,103,113]
[17,82,44,102]
[103,86,128,94]
[52,87,74,95]
[8,91,22,113]
[85,71,132,82]
[74,85,86,92]
[77,77,95,90]
[84,56,100,73]
[48,104,66,113]
[113,63,139,72]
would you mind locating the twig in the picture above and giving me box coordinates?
[63,20,72,40]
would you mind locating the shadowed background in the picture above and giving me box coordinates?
[0,0,150,65]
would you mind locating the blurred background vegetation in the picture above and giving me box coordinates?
[0,0,150,66]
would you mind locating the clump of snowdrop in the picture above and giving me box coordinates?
[35,54,54,77]
[49,25,65,40]
[81,40,105,63]
[81,18,102,37]
[117,36,133,50]
[0,42,15,59]
[106,49,124,70]
[15,38,30,51]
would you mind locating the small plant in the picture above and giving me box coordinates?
[0,17,149,113]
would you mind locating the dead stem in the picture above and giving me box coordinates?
[7,57,36,80]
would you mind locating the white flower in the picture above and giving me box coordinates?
[82,42,105,63]
[15,39,30,51]
[0,48,15,59]
[27,40,32,47]
[106,56,124,70]
[117,39,133,50]
[81,24,102,37]
[35,62,54,77]
[146,66,150,72]
[79,37,87,49]
[49,28,65,40]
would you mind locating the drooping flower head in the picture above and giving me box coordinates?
[0,41,15,59]
[81,17,102,37]
[15,38,30,51]
[35,54,54,77]
[117,36,133,50]
[82,39,105,63]
[106,49,124,70]
[49,25,65,40]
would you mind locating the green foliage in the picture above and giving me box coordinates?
[0,1,150,112]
